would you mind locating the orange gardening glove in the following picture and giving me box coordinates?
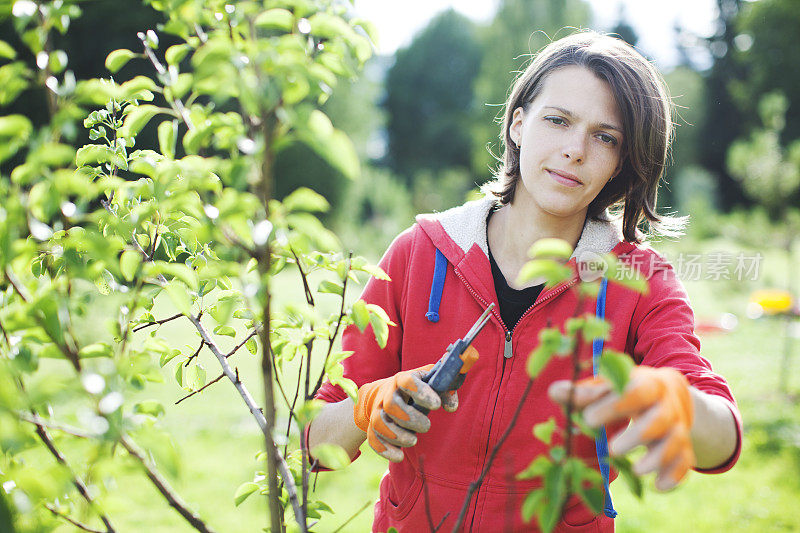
[549,366,695,491]
[353,364,458,462]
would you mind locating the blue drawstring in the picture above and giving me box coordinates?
[426,248,448,322]
[593,277,617,519]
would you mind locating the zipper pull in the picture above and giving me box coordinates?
[504,331,513,359]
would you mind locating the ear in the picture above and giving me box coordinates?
[509,107,525,148]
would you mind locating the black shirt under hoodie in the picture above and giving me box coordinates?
[486,208,544,331]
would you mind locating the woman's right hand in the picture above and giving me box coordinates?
[353,365,458,462]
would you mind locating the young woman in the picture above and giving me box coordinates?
[307,31,741,532]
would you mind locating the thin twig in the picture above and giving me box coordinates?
[119,434,215,533]
[187,313,304,526]
[331,500,372,533]
[19,414,114,531]
[45,504,108,533]
[419,456,440,532]
[225,329,257,358]
[138,33,194,130]
[311,253,352,398]
[290,247,315,307]
[451,380,535,532]
[4,267,81,371]
[184,339,206,366]
[175,372,225,405]
[132,312,185,332]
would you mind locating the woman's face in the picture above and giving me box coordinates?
[509,65,624,222]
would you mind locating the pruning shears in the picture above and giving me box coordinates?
[411,303,495,415]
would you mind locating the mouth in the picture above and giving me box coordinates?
[547,169,582,187]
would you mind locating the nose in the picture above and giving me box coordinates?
[562,132,586,163]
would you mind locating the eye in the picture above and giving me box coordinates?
[597,132,618,146]
[545,116,567,126]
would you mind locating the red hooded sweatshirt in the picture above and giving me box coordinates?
[315,197,742,532]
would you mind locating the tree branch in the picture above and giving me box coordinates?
[45,504,108,533]
[311,253,352,398]
[186,313,304,528]
[19,413,114,531]
[175,372,225,405]
[132,312,185,332]
[119,434,215,533]
[225,329,257,358]
[4,267,81,371]
[451,380,535,532]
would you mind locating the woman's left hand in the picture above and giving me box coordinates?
[548,366,695,491]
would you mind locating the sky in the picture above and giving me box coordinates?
[352,0,720,69]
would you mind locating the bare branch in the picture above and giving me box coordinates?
[45,504,108,533]
[331,500,372,533]
[175,372,225,405]
[186,313,304,527]
[290,247,314,307]
[19,413,114,532]
[132,312,185,332]
[4,267,81,371]
[225,329,257,359]
[119,434,215,533]
[312,253,352,398]
[138,33,194,131]
[451,380,535,532]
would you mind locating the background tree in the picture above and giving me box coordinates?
[382,9,482,185]
[696,0,748,210]
[470,0,590,178]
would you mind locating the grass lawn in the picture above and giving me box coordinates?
[31,237,800,532]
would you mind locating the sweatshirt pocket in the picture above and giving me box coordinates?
[386,474,424,522]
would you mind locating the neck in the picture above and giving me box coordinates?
[487,197,586,288]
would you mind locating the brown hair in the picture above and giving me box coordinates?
[485,30,684,243]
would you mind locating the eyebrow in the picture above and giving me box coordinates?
[543,106,623,134]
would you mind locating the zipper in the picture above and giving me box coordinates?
[454,267,577,532]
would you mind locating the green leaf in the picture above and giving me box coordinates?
[318,280,343,296]
[599,350,634,394]
[234,481,260,506]
[174,363,184,387]
[245,336,258,355]
[134,400,166,418]
[541,463,567,533]
[188,364,206,390]
[578,486,604,515]
[612,456,643,498]
[310,443,350,470]
[283,187,329,213]
[517,259,573,288]
[581,315,610,342]
[78,343,113,359]
[164,281,192,315]
[0,40,16,60]
[521,491,544,523]
[165,44,191,66]
[75,144,113,167]
[533,418,556,446]
[528,238,573,260]
[105,48,136,73]
[351,300,369,332]
[361,263,390,281]
[517,455,551,480]
[160,349,181,367]
[526,345,553,379]
[213,325,236,337]
[368,313,389,349]
[120,249,142,282]
[120,105,162,138]
[254,8,294,31]
[158,120,178,159]
[0,114,32,163]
